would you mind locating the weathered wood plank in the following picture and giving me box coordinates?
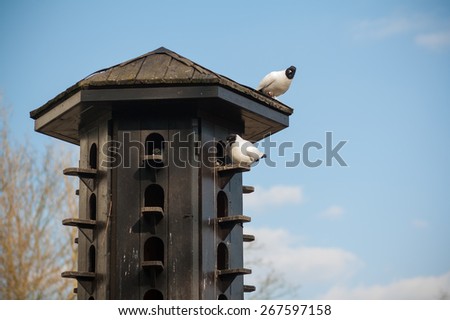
[136,54,172,81]
[107,59,144,83]
[81,68,113,86]
[164,58,195,80]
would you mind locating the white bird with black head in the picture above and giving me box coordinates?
[257,66,296,98]
[226,134,266,166]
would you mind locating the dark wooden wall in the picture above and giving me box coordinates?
[74,105,248,300]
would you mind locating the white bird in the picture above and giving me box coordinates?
[256,66,296,98]
[226,134,266,166]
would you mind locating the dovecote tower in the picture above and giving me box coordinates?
[30,47,293,299]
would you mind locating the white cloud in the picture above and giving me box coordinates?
[415,31,450,50]
[353,13,450,51]
[243,185,303,212]
[353,15,425,40]
[245,227,363,292]
[321,271,450,299]
[320,205,345,220]
[244,226,450,299]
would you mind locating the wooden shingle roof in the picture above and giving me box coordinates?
[30,47,293,119]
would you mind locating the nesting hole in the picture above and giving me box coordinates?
[145,133,164,156]
[89,193,97,220]
[217,242,229,271]
[144,237,164,263]
[89,143,98,169]
[143,289,163,300]
[88,245,96,273]
[217,191,228,218]
[144,184,164,210]
[215,141,226,165]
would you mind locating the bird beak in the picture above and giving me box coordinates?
[261,154,267,159]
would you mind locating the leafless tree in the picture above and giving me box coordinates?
[0,107,78,299]
[245,242,301,299]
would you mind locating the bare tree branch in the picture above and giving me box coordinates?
[245,241,301,300]
[0,106,78,299]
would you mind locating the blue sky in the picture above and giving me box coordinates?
[1,0,449,299]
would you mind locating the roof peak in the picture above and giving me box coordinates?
[152,46,172,54]
[83,46,214,81]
